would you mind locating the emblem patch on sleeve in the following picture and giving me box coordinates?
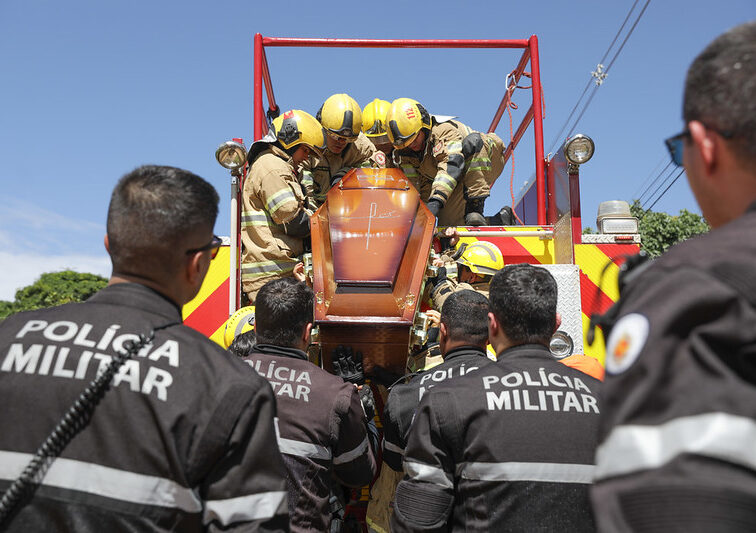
[374,152,386,167]
[605,313,649,375]
[433,141,443,156]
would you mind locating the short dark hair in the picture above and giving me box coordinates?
[489,264,557,346]
[255,278,313,348]
[107,165,219,277]
[684,21,756,165]
[440,290,489,348]
[229,330,257,358]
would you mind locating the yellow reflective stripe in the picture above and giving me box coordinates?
[434,172,457,193]
[240,210,273,227]
[300,171,314,186]
[468,156,492,172]
[446,141,462,154]
[241,260,297,279]
[267,189,297,215]
[401,165,419,178]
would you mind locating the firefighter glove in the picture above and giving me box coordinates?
[427,199,443,218]
[332,345,365,385]
[358,385,376,421]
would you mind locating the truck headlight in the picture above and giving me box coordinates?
[215,141,247,171]
[549,330,574,359]
[564,134,595,165]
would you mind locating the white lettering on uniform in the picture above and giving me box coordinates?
[73,324,97,348]
[15,320,47,339]
[52,347,75,378]
[2,344,42,373]
[148,340,179,368]
[141,367,173,401]
[113,360,141,392]
[44,321,78,342]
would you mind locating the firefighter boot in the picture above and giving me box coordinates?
[486,206,515,225]
[464,198,487,226]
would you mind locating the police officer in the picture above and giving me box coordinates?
[241,109,325,303]
[0,166,289,531]
[383,290,493,472]
[593,21,756,532]
[301,94,385,207]
[392,264,601,532]
[239,277,376,533]
[429,240,505,310]
[361,98,394,158]
[386,97,508,226]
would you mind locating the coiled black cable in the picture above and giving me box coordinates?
[0,321,178,529]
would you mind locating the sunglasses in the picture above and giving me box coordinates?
[186,235,222,260]
[326,130,357,143]
[664,125,734,167]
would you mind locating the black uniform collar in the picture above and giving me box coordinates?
[253,343,309,361]
[86,283,182,322]
[443,346,488,361]
[496,343,552,361]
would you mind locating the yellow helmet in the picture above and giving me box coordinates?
[223,306,256,349]
[271,110,326,156]
[457,241,505,277]
[386,98,432,149]
[316,94,362,139]
[362,98,391,144]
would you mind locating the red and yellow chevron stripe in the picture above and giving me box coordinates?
[182,246,231,346]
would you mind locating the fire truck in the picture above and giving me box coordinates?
[182,34,640,368]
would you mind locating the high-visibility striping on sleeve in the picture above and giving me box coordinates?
[333,434,369,465]
[595,412,756,481]
[266,188,297,216]
[277,436,332,460]
[403,460,454,489]
[457,461,594,484]
[203,491,288,526]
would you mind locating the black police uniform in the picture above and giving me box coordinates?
[391,344,601,532]
[592,202,756,532]
[0,283,289,532]
[242,344,376,533]
[382,346,493,472]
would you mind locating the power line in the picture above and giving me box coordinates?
[632,153,668,200]
[645,168,685,212]
[547,0,651,153]
[638,160,674,205]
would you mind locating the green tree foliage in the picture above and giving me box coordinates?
[0,270,107,320]
[630,200,710,257]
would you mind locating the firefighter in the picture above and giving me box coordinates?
[429,240,504,310]
[386,97,508,226]
[392,264,601,532]
[361,98,393,158]
[592,21,756,532]
[301,93,385,207]
[0,166,289,531]
[238,277,377,533]
[241,109,325,303]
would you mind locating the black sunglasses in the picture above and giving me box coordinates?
[186,235,222,260]
[664,125,734,167]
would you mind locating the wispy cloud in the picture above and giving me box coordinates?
[0,251,111,301]
[0,198,110,300]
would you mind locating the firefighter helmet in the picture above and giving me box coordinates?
[223,306,256,349]
[362,98,391,144]
[316,93,362,139]
[457,241,505,277]
[271,110,326,156]
[386,98,432,149]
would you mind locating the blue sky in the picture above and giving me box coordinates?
[0,1,753,300]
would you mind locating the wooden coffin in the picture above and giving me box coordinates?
[310,168,435,374]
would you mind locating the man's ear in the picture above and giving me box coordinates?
[185,251,204,286]
[689,120,718,175]
[555,312,562,334]
[487,311,499,340]
[303,322,313,346]
[104,234,110,253]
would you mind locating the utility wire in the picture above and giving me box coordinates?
[632,153,668,200]
[645,168,685,212]
[638,160,674,205]
[547,0,650,153]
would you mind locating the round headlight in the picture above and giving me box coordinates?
[215,141,248,171]
[564,134,595,165]
[549,330,574,359]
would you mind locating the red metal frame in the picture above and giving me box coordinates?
[252,34,548,225]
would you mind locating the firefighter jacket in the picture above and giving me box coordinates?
[430,277,489,311]
[383,346,493,472]
[241,143,312,300]
[391,344,601,532]
[301,132,384,207]
[0,282,289,532]
[241,344,376,533]
[592,201,756,532]
[393,119,504,226]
